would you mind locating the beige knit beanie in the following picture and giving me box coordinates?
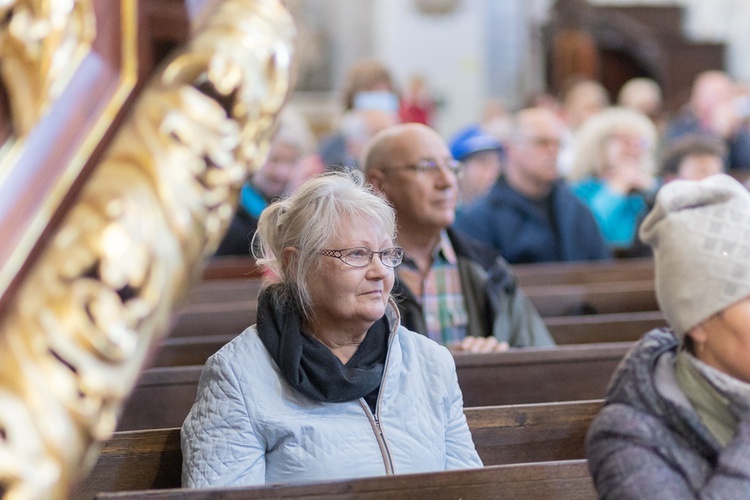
[639,174,750,336]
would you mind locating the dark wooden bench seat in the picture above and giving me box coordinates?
[152,310,663,368]
[169,280,658,338]
[544,310,664,344]
[181,277,655,314]
[512,257,653,286]
[455,342,630,407]
[201,255,653,287]
[78,400,603,499]
[122,343,631,430]
[93,459,595,499]
[522,280,657,316]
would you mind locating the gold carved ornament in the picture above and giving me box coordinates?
[0,0,96,137]
[0,0,296,498]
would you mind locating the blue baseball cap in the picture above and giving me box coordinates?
[449,126,504,162]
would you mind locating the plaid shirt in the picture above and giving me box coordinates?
[397,231,469,345]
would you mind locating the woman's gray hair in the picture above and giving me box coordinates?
[252,169,397,320]
[568,106,657,182]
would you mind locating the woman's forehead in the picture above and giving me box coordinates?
[329,215,393,245]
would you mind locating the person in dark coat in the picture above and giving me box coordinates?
[455,107,610,264]
[587,174,750,498]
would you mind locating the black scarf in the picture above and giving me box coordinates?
[256,285,389,411]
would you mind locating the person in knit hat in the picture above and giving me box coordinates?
[586,173,750,498]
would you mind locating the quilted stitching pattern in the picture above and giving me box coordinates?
[181,323,482,487]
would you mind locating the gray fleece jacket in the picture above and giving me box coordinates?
[586,328,750,499]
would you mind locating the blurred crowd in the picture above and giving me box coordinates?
[218,60,750,262]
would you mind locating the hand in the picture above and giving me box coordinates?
[449,336,510,354]
[605,163,654,194]
[708,100,740,139]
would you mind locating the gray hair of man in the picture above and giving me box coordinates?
[252,169,397,321]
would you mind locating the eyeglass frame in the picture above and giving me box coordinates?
[318,246,404,268]
[379,158,463,178]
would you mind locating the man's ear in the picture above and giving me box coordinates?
[367,169,385,191]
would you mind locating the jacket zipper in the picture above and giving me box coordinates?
[361,401,395,475]
[359,321,398,474]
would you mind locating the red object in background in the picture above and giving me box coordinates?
[399,75,435,126]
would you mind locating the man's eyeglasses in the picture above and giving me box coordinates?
[381,159,463,178]
[522,136,561,149]
[319,247,404,268]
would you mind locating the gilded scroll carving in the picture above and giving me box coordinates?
[0,0,96,137]
[0,0,296,498]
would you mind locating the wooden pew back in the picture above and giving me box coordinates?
[153,311,663,368]
[121,343,631,430]
[93,459,596,499]
[455,342,630,407]
[512,258,653,286]
[169,279,658,339]
[78,400,603,499]
[200,255,654,287]
[522,280,657,316]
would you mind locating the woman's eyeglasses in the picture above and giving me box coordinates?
[319,247,404,268]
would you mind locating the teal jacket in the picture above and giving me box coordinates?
[572,177,651,249]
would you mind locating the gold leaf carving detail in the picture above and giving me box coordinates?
[0,0,296,498]
[0,0,97,137]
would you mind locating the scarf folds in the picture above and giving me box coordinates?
[256,284,389,404]
[675,348,750,447]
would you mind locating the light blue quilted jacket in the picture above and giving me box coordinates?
[181,303,483,487]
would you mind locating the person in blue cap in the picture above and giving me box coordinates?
[449,125,505,207]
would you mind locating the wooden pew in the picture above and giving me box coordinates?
[521,280,657,316]
[455,342,629,408]
[201,255,262,280]
[78,400,603,499]
[512,257,653,286]
[169,279,658,338]
[168,300,257,338]
[180,277,656,314]
[545,310,665,344]
[152,310,664,368]
[200,254,654,287]
[91,459,595,499]
[121,343,631,430]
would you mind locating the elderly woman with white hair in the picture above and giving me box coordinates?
[182,170,482,488]
[587,174,750,498]
[568,107,659,252]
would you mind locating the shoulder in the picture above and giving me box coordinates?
[570,177,602,197]
[552,181,603,217]
[207,326,275,381]
[447,228,502,269]
[603,328,680,407]
[465,181,511,211]
[395,326,455,368]
[553,179,588,200]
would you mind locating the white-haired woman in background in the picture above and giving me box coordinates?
[568,107,659,253]
[182,170,482,488]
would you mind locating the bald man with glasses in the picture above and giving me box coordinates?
[363,123,553,353]
[455,107,611,264]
